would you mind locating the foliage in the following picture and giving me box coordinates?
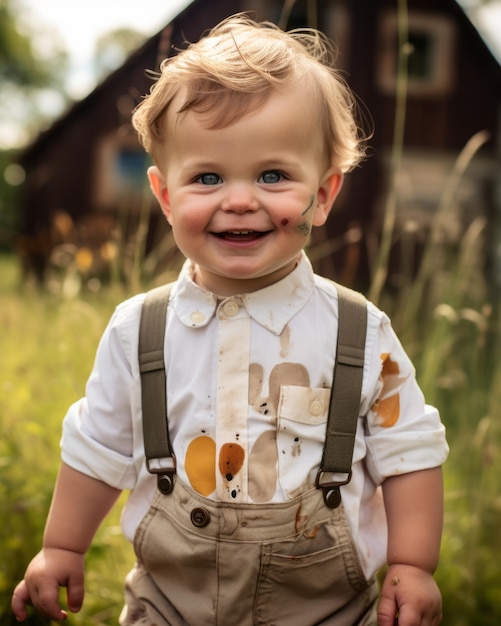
[0,149,23,250]
[379,217,501,624]
[93,28,146,79]
[0,258,133,625]
[0,0,64,87]
[0,0,69,151]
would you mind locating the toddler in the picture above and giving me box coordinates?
[12,14,448,626]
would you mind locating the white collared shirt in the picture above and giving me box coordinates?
[62,253,448,577]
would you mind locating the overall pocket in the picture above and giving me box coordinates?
[255,508,369,625]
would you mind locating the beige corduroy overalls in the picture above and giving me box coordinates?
[120,282,377,625]
[120,478,378,626]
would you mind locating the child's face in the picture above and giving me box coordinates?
[148,83,342,296]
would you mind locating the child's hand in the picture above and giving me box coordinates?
[377,564,442,626]
[11,547,85,621]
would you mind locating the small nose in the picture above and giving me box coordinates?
[221,182,259,213]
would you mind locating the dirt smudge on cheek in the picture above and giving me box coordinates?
[292,193,316,235]
[294,221,311,237]
[301,194,315,216]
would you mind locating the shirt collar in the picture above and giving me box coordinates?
[171,252,315,335]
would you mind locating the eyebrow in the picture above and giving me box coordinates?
[179,159,222,174]
[180,155,303,173]
[255,155,300,167]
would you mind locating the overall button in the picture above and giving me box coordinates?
[191,507,211,528]
[222,300,239,317]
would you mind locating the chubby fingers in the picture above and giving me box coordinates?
[377,589,398,626]
[11,580,31,622]
[11,577,69,622]
[65,570,85,615]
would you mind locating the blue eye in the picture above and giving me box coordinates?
[197,173,221,185]
[259,171,283,184]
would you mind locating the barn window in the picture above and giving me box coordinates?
[114,148,150,197]
[377,11,456,97]
[94,135,150,209]
[407,30,433,79]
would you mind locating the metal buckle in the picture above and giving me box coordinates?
[315,470,352,508]
[146,457,176,495]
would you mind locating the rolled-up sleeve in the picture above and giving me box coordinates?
[363,314,449,485]
[61,294,145,490]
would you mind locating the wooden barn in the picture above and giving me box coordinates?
[16,0,501,291]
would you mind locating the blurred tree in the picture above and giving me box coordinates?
[0,149,22,251]
[0,0,69,250]
[0,0,68,147]
[0,0,62,86]
[93,27,145,79]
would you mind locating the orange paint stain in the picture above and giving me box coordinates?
[219,442,245,481]
[374,394,400,427]
[371,353,403,427]
[185,436,216,496]
[381,353,400,376]
[303,525,320,539]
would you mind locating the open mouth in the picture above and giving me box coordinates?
[213,230,269,242]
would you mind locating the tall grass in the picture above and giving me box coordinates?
[367,118,501,623]
[0,259,134,625]
[366,84,501,625]
[382,213,501,624]
[362,3,501,617]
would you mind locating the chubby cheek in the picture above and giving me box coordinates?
[169,213,204,259]
[170,207,206,235]
[279,193,315,238]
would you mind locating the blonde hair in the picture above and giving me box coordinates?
[132,14,368,172]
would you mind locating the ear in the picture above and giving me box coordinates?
[148,166,171,223]
[312,168,343,227]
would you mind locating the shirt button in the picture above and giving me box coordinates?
[222,301,239,317]
[310,399,323,416]
[190,507,211,528]
[190,311,205,324]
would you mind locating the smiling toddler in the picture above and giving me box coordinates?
[13,15,448,626]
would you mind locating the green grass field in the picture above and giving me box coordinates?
[0,258,134,625]
[1,247,500,624]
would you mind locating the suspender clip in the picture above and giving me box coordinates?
[315,470,352,509]
[146,456,177,495]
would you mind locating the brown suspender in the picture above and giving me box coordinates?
[315,284,367,507]
[138,284,176,495]
[138,282,367,508]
